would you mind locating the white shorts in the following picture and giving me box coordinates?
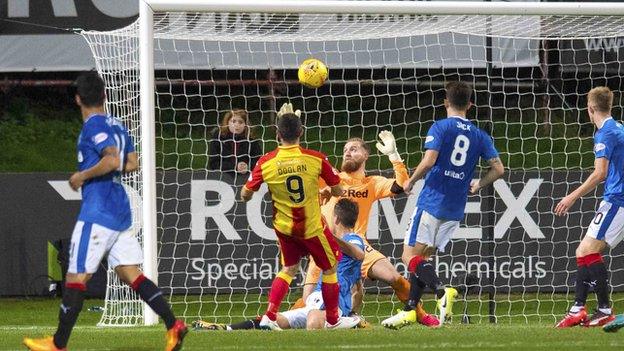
[68,221,143,274]
[281,291,323,329]
[586,201,624,248]
[281,291,344,329]
[404,207,459,252]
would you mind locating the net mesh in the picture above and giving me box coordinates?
[81,9,624,325]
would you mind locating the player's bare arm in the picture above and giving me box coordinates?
[403,149,439,193]
[333,235,365,261]
[124,151,139,173]
[240,185,255,202]
[555,157,608,216]
[330,183,343,197]
[69,146,121,191]
[469,157,505,194]
[319,186,332,205]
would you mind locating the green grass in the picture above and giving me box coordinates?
[0,117,81,172]
[4,295,624,350]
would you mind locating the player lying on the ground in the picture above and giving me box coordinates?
[555,87,623,328]
[241,106,359,330]
[382,81,504,329]
[194,198,365,331]
[297,128,438,327]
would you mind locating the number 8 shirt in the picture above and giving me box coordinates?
[406,116,499,252]
[417,116,499,222]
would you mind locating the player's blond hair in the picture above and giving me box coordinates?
[588,87,613,114]
[345,137,370,154]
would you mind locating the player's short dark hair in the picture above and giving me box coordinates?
[277,113,302,143]
[588,86,613,113]
[75,72,105,107]
[334,198,359,229]
[445,81,472,110]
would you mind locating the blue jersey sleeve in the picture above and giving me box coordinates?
[424,121,444,151]
[594,132,612,159]
[480,130,499,160]
[345,235,365,252]
[124,130,136,154]
[84,121,117,155]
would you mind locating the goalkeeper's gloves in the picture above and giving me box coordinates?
[277,102,301,118]
[375,130,403,162]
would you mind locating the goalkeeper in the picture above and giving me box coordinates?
[290,106,438,326]
[194,198,365,331]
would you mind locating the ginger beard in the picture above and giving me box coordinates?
[341,158,363,173]
[341,140,368,173]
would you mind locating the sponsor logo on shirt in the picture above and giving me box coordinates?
[425,136,435,143]
[594,143,606,153]
[77,151,83,163]
[342,189,369,198]
[444,170,465,180]
[92,132,109,145]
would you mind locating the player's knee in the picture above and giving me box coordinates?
[423,246,436,258]
[65,273,91,285]
[281,265,298,277]
[576,237,604,257]
[401,252,413,266]
[322,265,337,275]
[301,284,314,299]
[306,311,324,330]
[114,265,142,285]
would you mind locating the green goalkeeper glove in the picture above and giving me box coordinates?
[277,102,301,118]
[376,130,403,162]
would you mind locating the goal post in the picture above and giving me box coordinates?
[81,0,624,326]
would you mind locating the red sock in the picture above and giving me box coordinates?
[266,272,292,321]
[321,273,340,325]
[408,256,425,273]
[584,253,603,266]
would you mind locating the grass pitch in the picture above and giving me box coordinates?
[3,297,624,350]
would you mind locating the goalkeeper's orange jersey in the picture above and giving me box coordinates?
[245,145,341,239]
[321,161,408,237]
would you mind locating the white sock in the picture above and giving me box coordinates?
[599,307,612,315]
[569,305,584,313]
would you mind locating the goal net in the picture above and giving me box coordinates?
[81,1,624,325]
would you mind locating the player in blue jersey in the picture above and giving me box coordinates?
[24,73,187,351]
[555,87,623,329]
[193,198,364,331]
[382,81,504,329]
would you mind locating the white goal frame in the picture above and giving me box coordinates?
[137,0,624,326]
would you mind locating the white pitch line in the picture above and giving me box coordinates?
[0,326,156,331]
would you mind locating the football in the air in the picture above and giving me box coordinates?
[298,58,328,88]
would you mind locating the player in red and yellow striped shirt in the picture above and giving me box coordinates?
[241,104,360,330]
